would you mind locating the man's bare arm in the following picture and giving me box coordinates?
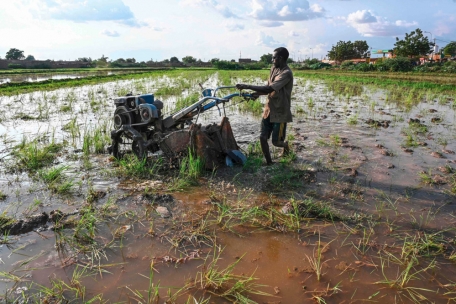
[236,84,274,94]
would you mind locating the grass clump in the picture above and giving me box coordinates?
[0,213,15,230]
[38,165,74,194]
[192,248,270,303]
[170,151,205,190]
[175,92,199,110]
[267,163,314,191]
[115,155,162,178]
[237,98,263,116]
[13,139,63,171]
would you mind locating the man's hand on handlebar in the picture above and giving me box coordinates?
[236,84,249,90]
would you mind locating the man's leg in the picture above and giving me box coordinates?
[271,122,290,156]
[260,117,273,165]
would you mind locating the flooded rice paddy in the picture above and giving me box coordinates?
[1,70,456,303]
[0,69,159,85]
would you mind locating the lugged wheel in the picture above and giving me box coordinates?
[132,139,147,161]
[111,131,133,159]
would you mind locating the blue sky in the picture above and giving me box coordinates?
[1,0,455,62]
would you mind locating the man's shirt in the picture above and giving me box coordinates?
[266,65,293,123]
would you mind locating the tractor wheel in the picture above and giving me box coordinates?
[111,131,133,159]
[132,139,147,161]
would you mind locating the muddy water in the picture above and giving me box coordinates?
[2,72,456,302]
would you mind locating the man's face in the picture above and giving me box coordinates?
[272,51,282,68]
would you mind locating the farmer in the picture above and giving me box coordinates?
[236,47,293,165]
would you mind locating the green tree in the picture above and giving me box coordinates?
[327,40,369,62]
[182,56,197,64]
[170,56,180,63]
[260,53,272,64]
[353,40,369,58]
[77,57,92,62]
[444,41,456,56]
[394,28,432,58]
[5,48,25,60]
[95,55,109,67]
[25,55,35,61]
[210,58,220,64]
[126,58,136,63]
[287,58,294,64]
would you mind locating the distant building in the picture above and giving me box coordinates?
[238,58,252,63]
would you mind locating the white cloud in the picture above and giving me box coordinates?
[255,32,283,48]
[250,0,325,22]
[101,29,120,37]
[152,26,164,32]
[257,21,283,27]
[346,10,376,24]
[181,0,238,18]
[26,0,148,27]
[288,30,299,37]
[226,23,245,31]
[346,10,417,37]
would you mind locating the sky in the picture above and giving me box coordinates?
[1,0,455,62]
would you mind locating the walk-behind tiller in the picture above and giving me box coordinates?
[108,86,257,170]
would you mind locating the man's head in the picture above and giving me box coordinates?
[272,47,289,68]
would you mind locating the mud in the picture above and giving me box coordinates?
[1,71,456,303]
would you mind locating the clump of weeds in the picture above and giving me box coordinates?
[38,165,74,194]
[12,138,63,171]
[115,155,163,179]
[191,247,271,303]
[169,150,205,190]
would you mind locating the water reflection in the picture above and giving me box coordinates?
[0,70,135,85]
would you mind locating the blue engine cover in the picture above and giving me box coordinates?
[138,93,154,104]
[138,104,159,122]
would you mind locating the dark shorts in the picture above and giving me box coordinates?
[260,115,287,143]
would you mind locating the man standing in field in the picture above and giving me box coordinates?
[236,47,293,165]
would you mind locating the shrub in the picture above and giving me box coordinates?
[341,60,354,69]
[353,63,375,72]
[213,60,242,70]
[8,63,24,69]
[30,63,52,69]
[310,62,332,70]
[381,57,413,72]
[242,62,266,70]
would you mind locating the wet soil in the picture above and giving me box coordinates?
[1,72,456,303]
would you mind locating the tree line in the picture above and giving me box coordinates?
[328,28,456,62]
[1,48,294,70]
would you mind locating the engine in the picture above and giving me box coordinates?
[113,93,163,129]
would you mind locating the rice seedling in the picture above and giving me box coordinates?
[305,233,333,281]
[192,247,271,303]
[37,165,75,194]
[346,113,359,125]
[376,253,437,302]
[351,228,374,256]
[175,92,200,110]
[115,154,163,178]
[170,150,205,190]
[418,170,434,185]
[12,138,63,171]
